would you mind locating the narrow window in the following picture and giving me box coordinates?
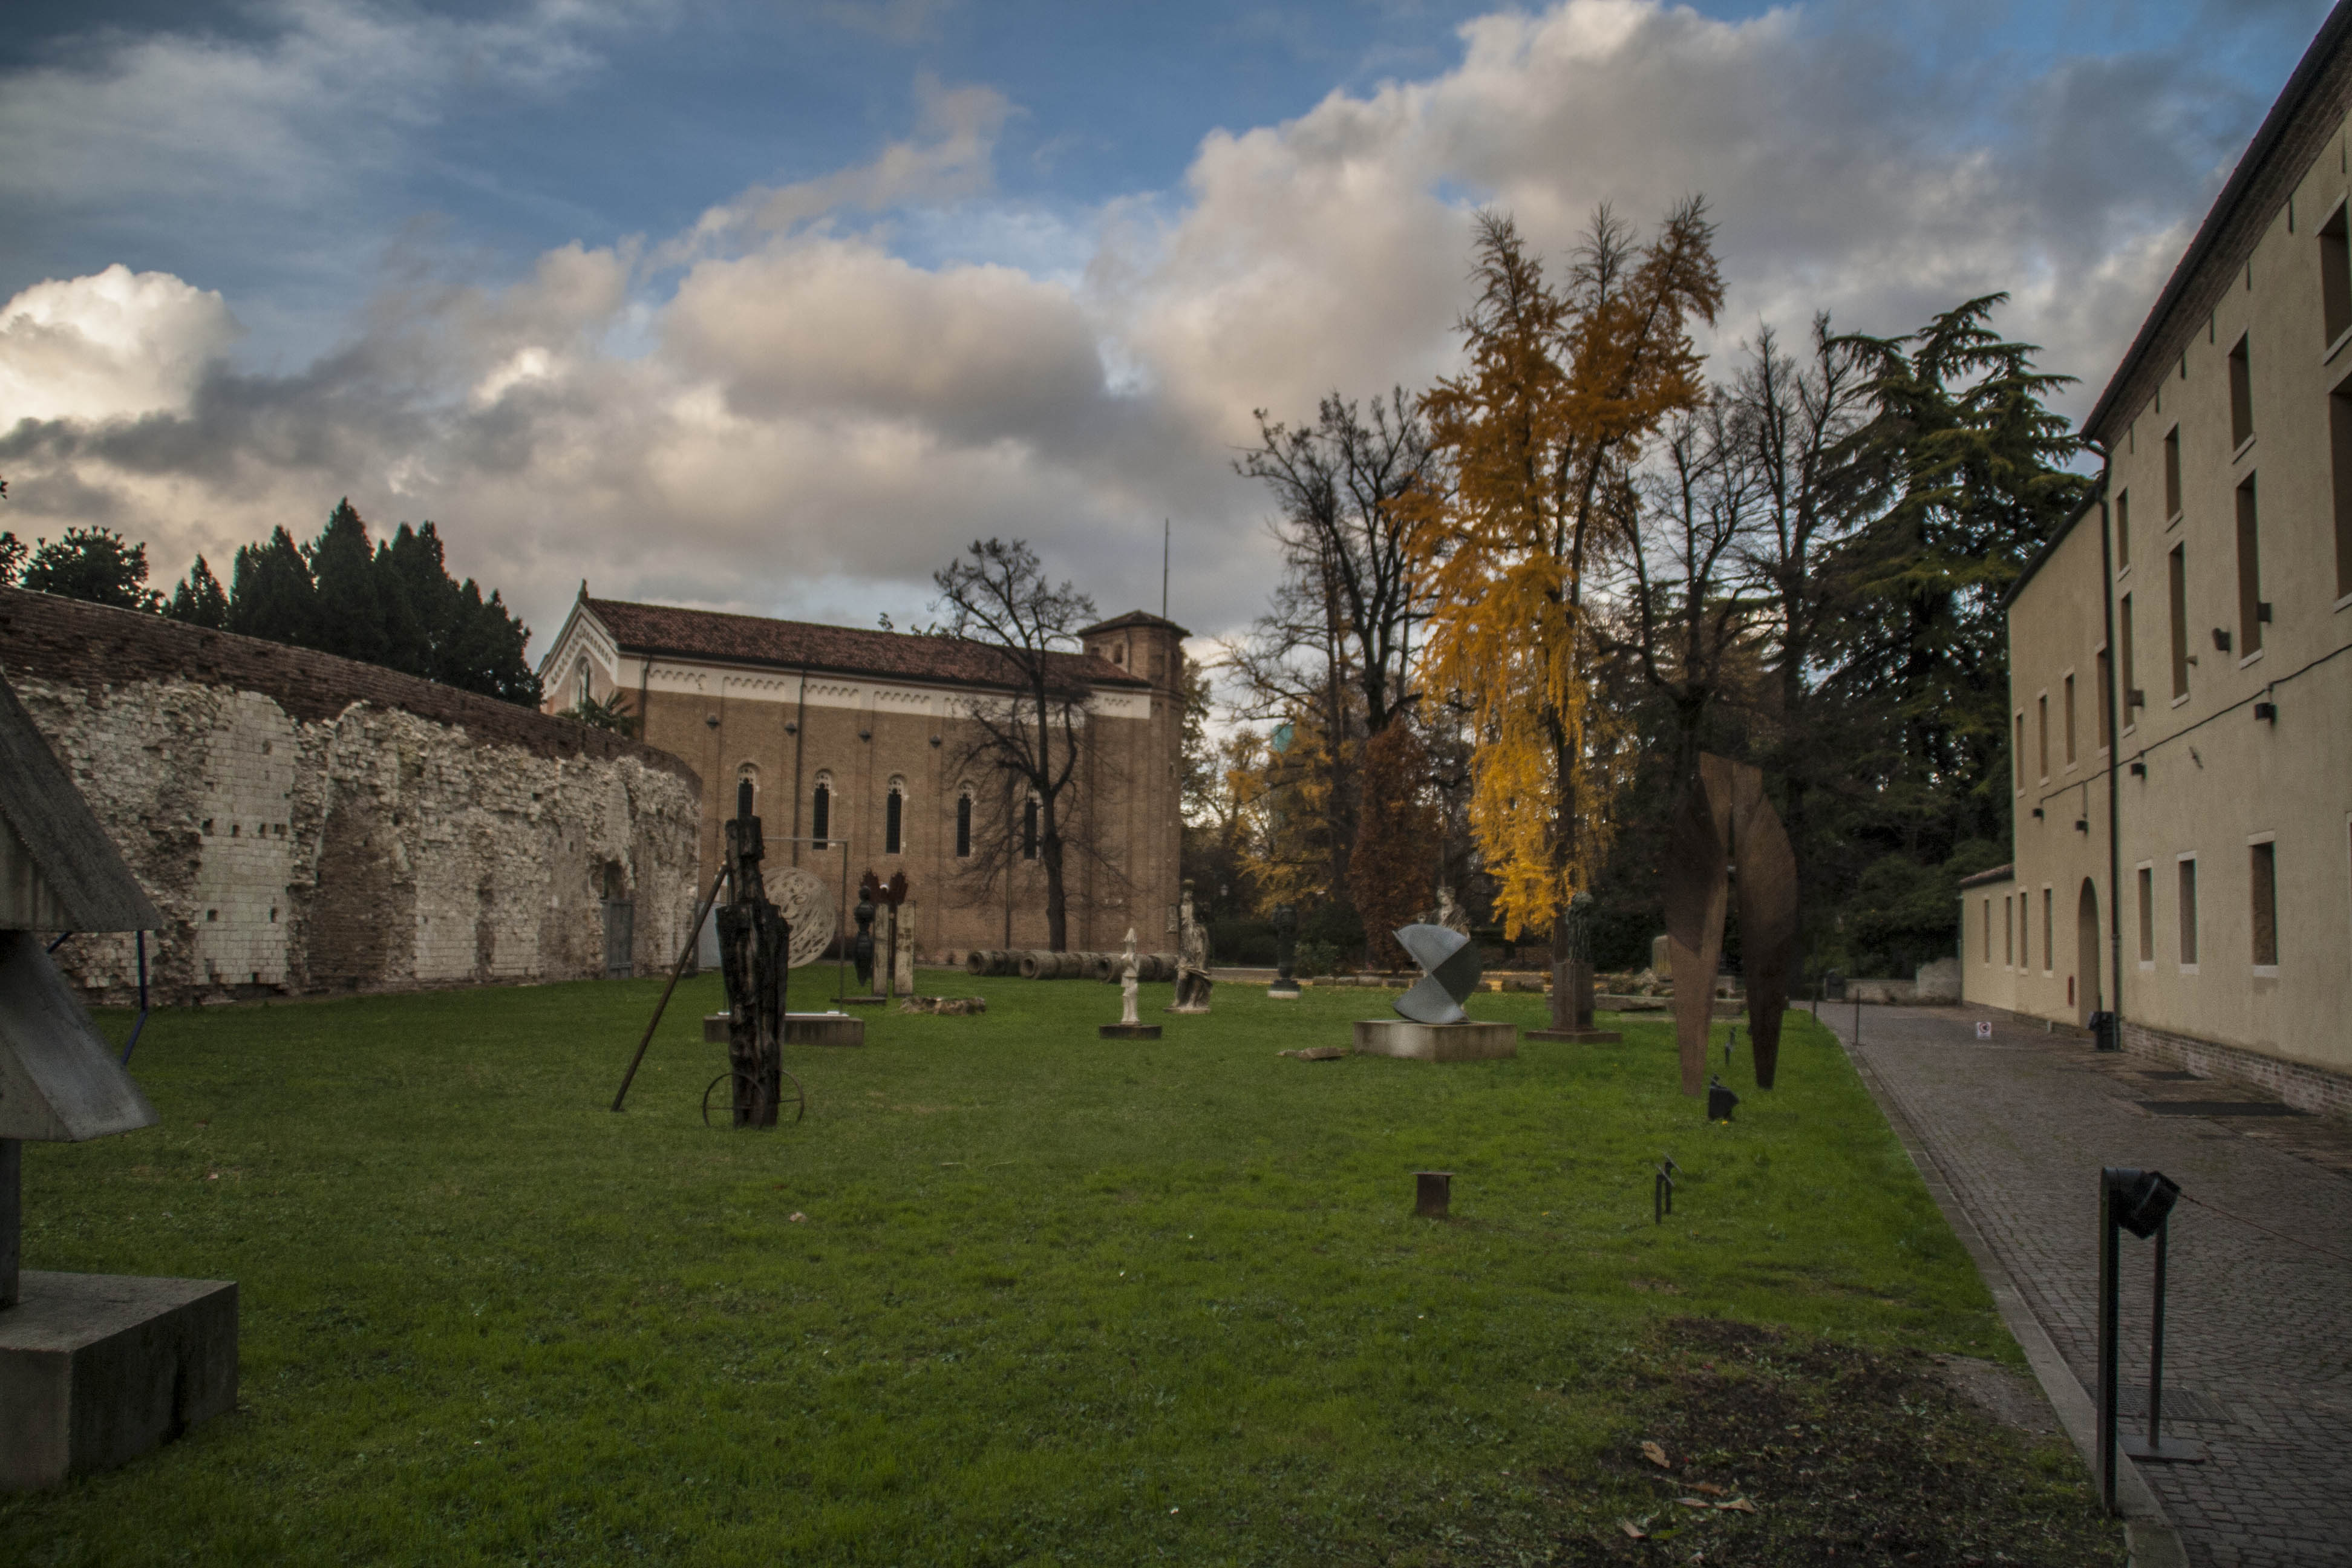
[2163,426,2181,520]
[2042,887,2053,973]
[2322,202,2352,343]
[2115,489,2131,570]
[1022,797,1039,860]
[2037,694,2049,780]
[1982,898,1993,962]
[2096,648,2114,748]
[811,780,831,847]
[884,780,904,855]
[2014,713,2027,791]
[2168,545,2190,699]
[2063,675,2077,766]
[2236,477,2264,656]
[955,791,972,858]
[2334,382,2352,599]
[2004,896,2014,967]
[2228,335,2253,448]
[2250,840,2278,968]
[2137,866,2154,962]
[2178,858,2199,966]
[2120,593,2140,716]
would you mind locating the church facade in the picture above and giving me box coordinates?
[537,592,1189,959]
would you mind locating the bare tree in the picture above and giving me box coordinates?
[930,538,1102,952]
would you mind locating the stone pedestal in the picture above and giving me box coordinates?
[1098,1024,1162,1039]
[0,1271,238,1492]
[1351,1020,1517,1062]
[1266,980,1301,1001]
[703,1012,865,1046]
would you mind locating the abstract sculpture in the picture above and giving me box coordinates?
[1663,753,1798,1096]
[1393,923,1481,1025]
[716,779,789,1126]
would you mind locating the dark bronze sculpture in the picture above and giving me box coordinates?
[717,780,789,1126]
[1663,754,1797,1095]
[1268,903,1300,999]
[1526,889,1619,1043]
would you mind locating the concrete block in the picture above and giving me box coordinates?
[1352,1020,1518,1062]
[0,1270,238,1492]
[785,1013,864,1047]
[1097,1024,1161,1039]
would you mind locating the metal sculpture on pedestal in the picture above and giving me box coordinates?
[858,870,909,999]
[1,676,236,1490]
[1393,923,1481,1025]
[1267,903,1301,999]
[1525,889,1620,1044]
[716,780,789,1127]
[1663,753,1798,1096]
[851,892,877,990]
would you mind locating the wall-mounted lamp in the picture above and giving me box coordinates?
[2256,601,2272,622]
[2210,627,2232,653]
[784,721,799,736]
[2185,654,2200,667]
[2253,701,2278,723]
[929,734,942,748]
[2031,807,2045,819]
[2074,818,2089,834]
[2129,688,2148,708]
[858,729,872,742]
[2129,760,2147,777]
[704,714,720,730]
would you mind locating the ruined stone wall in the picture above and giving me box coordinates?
[0,589,702,1005]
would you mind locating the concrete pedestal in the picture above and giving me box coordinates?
[0,1271,238,1492]
[1352,1020,1518,1062]
[1098,1024,1162,1039]
[1267,981,1301,1001]
[703,1013,866,1046]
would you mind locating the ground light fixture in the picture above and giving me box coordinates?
[1414,1171,1452,1219]
[2099,1166,2204,1516]
[1707,1077,1739,1123]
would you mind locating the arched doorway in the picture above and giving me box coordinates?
[2076,878,2100,1028]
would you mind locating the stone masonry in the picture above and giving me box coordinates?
[0,588,703,1005]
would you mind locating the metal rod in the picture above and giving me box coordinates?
[119,929,150,1066]
[1853,993,1861,1045]
[2099,1169,2122,1514]
[611,863,730,1112]
[1,1137,21,1310]
[2148,1212,2169,1447]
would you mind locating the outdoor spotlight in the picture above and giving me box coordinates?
[2104,1167,2180,1239]
[784,721,798,735]
[2129,761,2147,777]
[2075,818,2089,833]
[2254,701,2278,723]
[1707,1076,1739,1123]
[2032,807,2045,819]
[704,714,720,730]
[2210,627,2231,653]
[858,728,872,741]
[930,734,942,747]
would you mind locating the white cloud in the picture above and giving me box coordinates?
[0,0,2257,655]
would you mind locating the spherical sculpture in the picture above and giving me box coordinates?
[768,867,837,969]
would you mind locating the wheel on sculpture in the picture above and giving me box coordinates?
[701,1069,808,1128]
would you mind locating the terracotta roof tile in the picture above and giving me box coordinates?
[584,598,1148,691]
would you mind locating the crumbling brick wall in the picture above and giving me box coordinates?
[0,588,702,1004]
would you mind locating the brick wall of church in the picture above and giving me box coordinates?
[0,589,704,1004]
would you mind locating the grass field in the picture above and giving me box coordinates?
[5,972,2120,1565]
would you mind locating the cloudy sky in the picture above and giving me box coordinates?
[0,0,2334,665]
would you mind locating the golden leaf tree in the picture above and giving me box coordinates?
[1410,205,1721,1016]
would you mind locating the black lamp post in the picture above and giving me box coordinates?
[2098,1166,2203,1515]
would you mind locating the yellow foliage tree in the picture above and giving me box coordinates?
[1409,204,1722,991]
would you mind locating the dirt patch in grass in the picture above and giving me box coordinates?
[1539,1318,2123,1566]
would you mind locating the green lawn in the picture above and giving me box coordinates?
[6,973,2117,1565]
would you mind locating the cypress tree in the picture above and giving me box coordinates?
[166,555,230,627]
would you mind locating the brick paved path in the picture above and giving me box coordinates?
[1814,1002,2352,1568]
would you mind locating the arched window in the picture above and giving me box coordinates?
[735,762,759,816]
[811,771,833,848]
[885,776,906,855]
[1022,793,1039,860]
[955,785,973,858]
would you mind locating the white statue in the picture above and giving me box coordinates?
[892,902,916,996]
[1434,886,1471,935]
[1167,881,1214,1013]
[1120,926,1141,1026]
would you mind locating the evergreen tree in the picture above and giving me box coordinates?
[166,555,230,627]
[226,526,321,647]
[18,526,163,610]
[309,498,391,667]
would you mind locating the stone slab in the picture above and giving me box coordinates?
[1097,1024,1162,1039]
[1352,1020,1518,1062]
[0,1270,238,1492]
[1523,1028,1622,1044]
[704,1012,866,1045]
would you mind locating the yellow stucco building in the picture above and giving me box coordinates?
[1962,7,2352,1114]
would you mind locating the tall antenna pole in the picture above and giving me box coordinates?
[1161,518,1170,619]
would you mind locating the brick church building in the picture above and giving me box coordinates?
[537,591,1188,958]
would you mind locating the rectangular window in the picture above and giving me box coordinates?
[1022,797,1039,860]
[2116,489,2131,570]
[2163,426,2182,520]
[2042,887,2054,973]
[2097,648,2114,748]
[2228,335,2253,448]
[2236,477,2264,656]
[884,788,903,855]
[2037,693,2049,780]
[2323,201,2352,343]
[2063,675,2077,765]
[810,783,830,847]
[2120,593,2140,717]
[2004,896,2014,967]
[955,794,972,857]
[2336,383,2352,600]
[2014,713,2027,792]
[2178,857,2200,967]
[2168,545,2190,699]
[2250,839,2278,969]
[1983,898,1993,962]
[2137,865,2155,962]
